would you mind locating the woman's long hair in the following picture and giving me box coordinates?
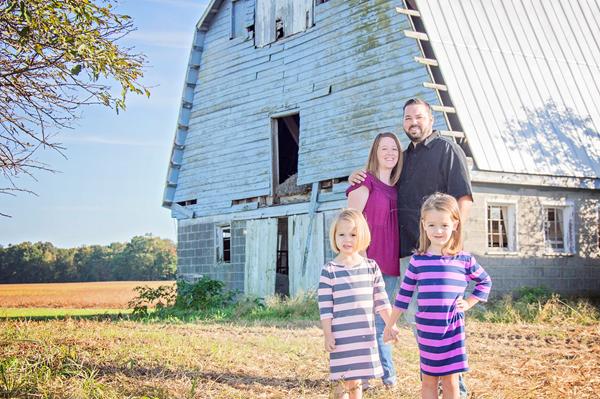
[365,132,403,185]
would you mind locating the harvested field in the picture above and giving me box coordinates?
[0,281,175,308]
[0,318,598,398]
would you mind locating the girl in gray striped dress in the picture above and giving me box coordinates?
[318,209,399,399]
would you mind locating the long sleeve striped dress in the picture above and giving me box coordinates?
[394,252,492,376]
[318,258,391,381]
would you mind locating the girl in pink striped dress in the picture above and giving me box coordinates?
[318,209,399,399]
[385,193,492,399]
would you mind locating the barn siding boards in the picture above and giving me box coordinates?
[193,19,412,104]
[416,0,600,179]
[288,213,325,297]
[255,0,313,48]
[172,0,435,212]
[168,0,600,298]
[244,218,277,297]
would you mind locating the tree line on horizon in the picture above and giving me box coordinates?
[0,235,176,283]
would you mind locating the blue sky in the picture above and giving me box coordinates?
[0,0,210,248]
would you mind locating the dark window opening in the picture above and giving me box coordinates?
[217,225,231,263]
[276,114,299,185]
[272,113,310,202]
[275,17,284,41]
[320,177,350,192]
[177,199,197,207]
[275,217,289,296]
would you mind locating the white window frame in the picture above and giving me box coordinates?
[542,200,575,255]
[484,199,518,254]
[216,224,232,264]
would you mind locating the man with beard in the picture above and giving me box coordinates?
[349,98,473,397]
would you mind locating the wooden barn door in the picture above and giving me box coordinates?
[288,213,324,298]
[244,218,278,298]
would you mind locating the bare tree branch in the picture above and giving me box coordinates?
[0,0,149,215]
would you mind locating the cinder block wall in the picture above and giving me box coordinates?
[177,219,245,293]
[465,184,600,297]
[176,185,600,299]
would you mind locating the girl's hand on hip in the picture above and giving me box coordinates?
[456,297,471,312]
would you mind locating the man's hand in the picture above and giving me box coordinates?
[323,333,336,352]
[348,170,367,185]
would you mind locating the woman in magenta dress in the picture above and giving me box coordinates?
[386,193,491,399]
[346,132,403,387]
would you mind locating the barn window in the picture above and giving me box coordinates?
[255,0,313,47]
[216,225,231,263]
[486,202,517,252]
[271,113,300,196]
[542,202,574,254]
[544,207,564,251]
[315,0,330,4]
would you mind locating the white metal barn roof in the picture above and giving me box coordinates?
[416,0,600,179]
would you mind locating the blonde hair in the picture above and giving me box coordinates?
[329,209,371,254]
[417,193,463,256]
[365,132,403,186]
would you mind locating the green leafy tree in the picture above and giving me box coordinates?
[73,245,113,281]
[0,0,148,210]
[0,243,23,282]
[0,241,56,282]
[53,248,77,282]
[0,236,176,283]
[113,235,176,281]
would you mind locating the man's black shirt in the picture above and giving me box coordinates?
[396,132,472,258]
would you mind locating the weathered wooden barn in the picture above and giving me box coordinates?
[163,0,600,297]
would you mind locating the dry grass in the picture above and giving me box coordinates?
[0,281,175,309]
[0,319,598,398]
[1,283,598,398]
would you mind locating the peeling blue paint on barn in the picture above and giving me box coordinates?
[164,0,600,298]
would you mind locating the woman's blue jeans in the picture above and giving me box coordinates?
[375,273,400,386]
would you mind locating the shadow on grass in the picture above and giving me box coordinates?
[0,311,321,329]
[92,362,326,391]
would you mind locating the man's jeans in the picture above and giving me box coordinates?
[400,256,468,398]
[375,273,399,386]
